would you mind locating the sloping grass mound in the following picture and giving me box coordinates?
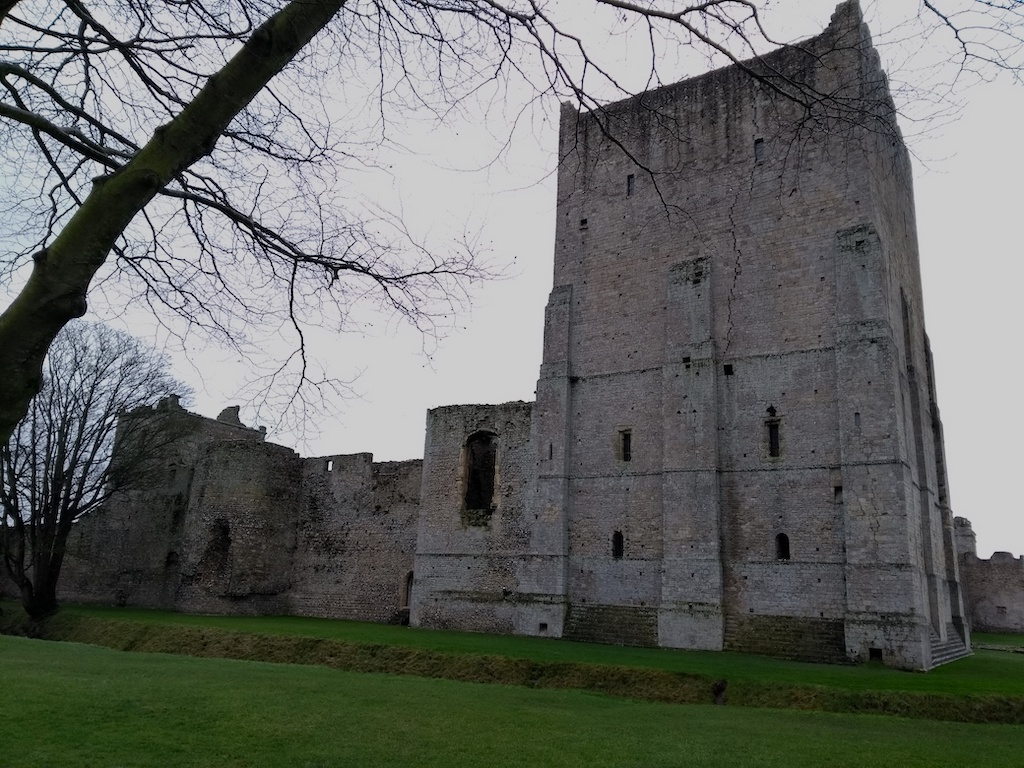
[3,608,1023,725]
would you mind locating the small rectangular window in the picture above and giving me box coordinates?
[619,430,632,462]
[612,530,624,558]
[326,459,334,472]
[579,218,588,230]
[626,174,635,197]
[723,364,734,376]
[767,422,780,457]
[754,137,765,161]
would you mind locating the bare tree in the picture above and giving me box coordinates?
[1,321,188,618]
[1,0,1021,445]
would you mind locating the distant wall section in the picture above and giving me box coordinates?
[955,517,1024,633]
[60,402,420,624]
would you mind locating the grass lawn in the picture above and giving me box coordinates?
[2,634,1022,768]
[52,604,1024,698]
[975,631,1024,648]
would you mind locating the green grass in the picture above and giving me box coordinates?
[975,631,1024,648]
[4,602,1024,725]
[52,603,1024,697]
[3,634,1022,768]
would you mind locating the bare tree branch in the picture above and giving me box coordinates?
[0,0,1021,447]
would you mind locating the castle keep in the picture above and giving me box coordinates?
[58,2,983,669]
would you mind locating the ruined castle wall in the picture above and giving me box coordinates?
[59,406,268,609]
[954,518,1024,633]
[173,439,301,615]
[959,553,1024,633]
[288,454,420,623]
[412,402,564,637]
[59,404,421,622]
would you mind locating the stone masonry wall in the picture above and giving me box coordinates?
[412,402,566,638]
[532,0,967,667]
[60,400,270,609]
[959,552,1024,633]
[289,454,420,623]
[173,438,300,615]
[59,404,421,624]
[955,517,1024,633]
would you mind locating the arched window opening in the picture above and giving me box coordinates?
[776,533,791,561]
[612,530,624,559]
[464,431,497,517]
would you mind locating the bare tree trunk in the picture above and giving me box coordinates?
[0,0,348,444]
[21,564,58,620]
[0,0,22,27]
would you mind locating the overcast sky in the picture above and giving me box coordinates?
[6,1,1020,558]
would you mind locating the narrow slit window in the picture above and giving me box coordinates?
[326,459,334,472]
[767,421,780,457]
[775,533,791,561]
[403,571,414,608]
[626,174,635,197]
[612,530,624,559]
[619,429,632,462]
[754,137,765,161]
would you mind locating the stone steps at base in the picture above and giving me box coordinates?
[930,627,971,668]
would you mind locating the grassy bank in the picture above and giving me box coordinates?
[3,634,1022,768]
[3,603,1023,724]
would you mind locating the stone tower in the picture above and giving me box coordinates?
[411,0,969,669]
[529,0,968,668]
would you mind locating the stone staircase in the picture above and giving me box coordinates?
[930,624,971,668]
